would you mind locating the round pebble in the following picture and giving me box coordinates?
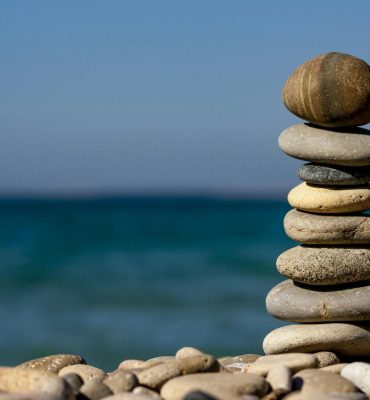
[282,52,370,127]
[279,124,370,166]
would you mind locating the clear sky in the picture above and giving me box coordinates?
[1,0,369,194]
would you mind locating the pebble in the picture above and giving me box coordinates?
[284,209,370,245]
[321,363,349,374]
[282,52,370,128]
[177,355,220,374]
[298,163,370,186]
[132,387,162,400]
[160,372,269,400]
[219,354,260,366]
[118,360,144,371]
[247,353,318,376]
[16,354,85,374]
[0,367,71,400]
[276,246,370,285]
[58,365,107,383]
[138,357,175,370]
[79,381,113,400]
[103,370,138,393]
[136,360,181,390]
[292,369,357,393]
[266,279,370,322]
[288,182,370,214]
[313,352,340,368]
[263,323,370,357]
[341,362,370,395]
[175,347,205,359]
[266,365,292,394]
[279,124,370,166]
[61,373,83,394]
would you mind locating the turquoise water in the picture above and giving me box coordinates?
[0,197,292,370]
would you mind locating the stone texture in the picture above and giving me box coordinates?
[263,323,370,357]
[314,352,340,368]
[284,209,370,245]
[0,368,72,400]
[288,182,370,214]
[103,370,138,393]
[160,372,269,400]
[282,52,370,128]
[279,124,370,166]
[247,353,318,376]
[135,360,181,390]
[292,369,357,393]
[58,364,106,383]
[266,279,370,322]
[176,355,220,374]
[138,357,175,370]
[298,163,370,186]
[17,355,85,374]
[276,246,370,285]
[266,365,292,394]
[341,362,370,395]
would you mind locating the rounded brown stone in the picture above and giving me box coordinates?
[276,246,370,285]
[284,209,370,245]
[282,52,370,127]
[266,280,370,322]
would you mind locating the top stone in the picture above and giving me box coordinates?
[282,52,370,127]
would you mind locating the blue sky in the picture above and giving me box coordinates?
[1,0,369,194]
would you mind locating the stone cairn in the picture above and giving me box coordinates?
[263,52,370,360]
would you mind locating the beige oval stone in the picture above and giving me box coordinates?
[284,209,370,245]
[279,124,370,166]
[276,246,370,285]
[313,352,340,368]
[58,365,106,383]
[136,360,180,390]
[118,360,144,371]
[247,353,318,376]
[139,357,175,370]
[103,394,154,400]
[263,323,370,357]
[17,355,85,374]
[175,347,205,360]
[288,183,370,214]
[266,279,370,322]
[293,369,357,393]
[160,372,269,400]
[321,363,349,374]
[103,370,138,393]
[0,368,71,400]
[177,355,220,374]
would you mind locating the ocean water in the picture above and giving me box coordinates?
[0,197,293,370]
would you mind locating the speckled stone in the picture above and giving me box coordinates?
[266,280,370,322]
[298,163,370,186]
[279,124,370,166]
[276,246,370,285]
[282,52,370,128]
[313,352,340,368]
[58,365,106,383]
[263,323,370,357]
[284,209,370,245]
[17,355,85,374]
[288,182,370,214]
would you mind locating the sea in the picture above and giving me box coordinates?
[0,196,293,370]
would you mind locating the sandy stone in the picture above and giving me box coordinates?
[0,368,72,400]
[266,279,370,322]
[247,353,318,376]
[103,370,138,393]
[266,365,292,394]
[17,355,85,374]
[313,352,340,368]
[284,209,370,245]
[293,369,357,393]
[341,362,370,395]
[288,182,370,214]
[175,347,205,359]
[263,323,370,357]
[298,163,370,186]
[136,360,181,390]
[276,246,370,285]
[321,363,349,374]
[177,355,220,374]
[132,387,162,400]
[160,372,269,400]
[79,381,112,400]
[279,124,370,166]
[58,364,106,383]
[118,360,144,371]
[282,52,370,128]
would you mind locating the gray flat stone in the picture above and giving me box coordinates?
[298,163,370,186]
[263,323,370,358]
[266,280,370,323]
[278,124,370,166]
[276,245,370,285]
[284,209,370,245]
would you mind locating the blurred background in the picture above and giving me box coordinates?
[0,0,369,370]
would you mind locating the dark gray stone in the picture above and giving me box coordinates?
[298,163,370,186]
[183,391,218,400]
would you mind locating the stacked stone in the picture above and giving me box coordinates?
[263,52,370,359]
